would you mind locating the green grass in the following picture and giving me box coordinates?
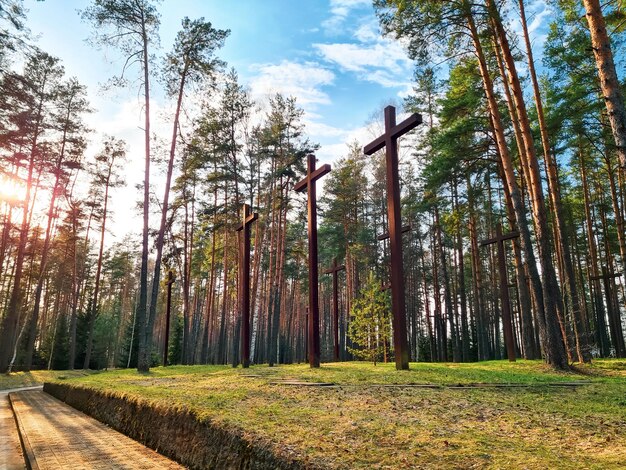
[54,360,626,469]
[0,369,94,390]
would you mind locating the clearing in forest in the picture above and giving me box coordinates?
[52,359,626,469]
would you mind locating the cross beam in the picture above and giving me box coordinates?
[364,106,422,370]
[293,161,331,193]
[589,268,622,281]
[364,113,422,155]
[236,203,258,368]
[480,225,520,246]
[377,224,412,241]
[480,223,519,362]
[163,270,175,367]
[295,154,331,368]
[324,258,345,362]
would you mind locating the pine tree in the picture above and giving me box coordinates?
[348,272,392,365]
[81,0,160,373]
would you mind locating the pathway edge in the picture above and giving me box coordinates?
[9,392,39,470]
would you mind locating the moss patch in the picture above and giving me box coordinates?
[51,360,626,469]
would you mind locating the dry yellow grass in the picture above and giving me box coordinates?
[0,369,93,390]
[53,360,626,469]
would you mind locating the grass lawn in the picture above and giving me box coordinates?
[55,360,625,469]
[0,369,93,390]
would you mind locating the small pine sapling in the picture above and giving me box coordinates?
[348,272,392,365]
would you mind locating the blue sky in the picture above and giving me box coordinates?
[22,0,553,163]
[22,0,418,239]
[21,0,552,242]
[24,0,415,158]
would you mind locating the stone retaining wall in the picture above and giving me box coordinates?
[44,382,312,470]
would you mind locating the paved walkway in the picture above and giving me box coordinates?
[10,390,183,469]
[0,388,28,470]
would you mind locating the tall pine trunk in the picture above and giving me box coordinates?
[148,67,188,366]
[465,4,567,368]
[579,148,611,355]
[0,71,47,372]
[517,0,590,363]
[83,165,112,369]
[24,157,63,370]
[137,13,153,373]
[582,0,626,168]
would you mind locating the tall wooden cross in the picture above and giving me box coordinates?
[364,106,422,370]
[295,154,331,368]
[590,267,626,357]
[303,307,309,362]
[480,223,519,362]
[377,224,412,241]
[163,270,175,367]
[324,257,345,362]
[236,203,258,368]
[378,224,412,333]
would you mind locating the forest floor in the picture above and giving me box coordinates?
[0,369,93,390]
[47,360,625,469]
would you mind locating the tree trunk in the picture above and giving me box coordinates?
[603,154,626,316]
[582,0,626,168]
[83,163,113,369]
[467,176,488,361]
[453,181,470,361]
[0,76,46,372]
[467,3,567,368]
[431,218,445,362]
[517,0,590,363]
[579,148,611,355]
[24,162,62,370]
[597,189,626,357]
[137,13,152,373]
[147,67,188,367]
[201,198,218,363]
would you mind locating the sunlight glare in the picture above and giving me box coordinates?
[0,175,26,205]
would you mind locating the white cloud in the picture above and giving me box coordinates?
[396,83,414,99]
[508,0,552,50]
[328,0,372,18]
[304,120,352,139]
[315,5,415,89]
[528,5,552,36]
[314,40,412,88]
[505,0,552,80]
[367,70,410,88]
[315,42,394,72]
[248,60,335,109]
[322,0,372,33]
[83,96,180,245]
[312,123,374,162]
[354,21,380,42]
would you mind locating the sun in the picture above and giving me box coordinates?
[0,175,26,205]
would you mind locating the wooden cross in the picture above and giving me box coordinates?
[378,224,411,308]
[364,106,421,370]
[377,224,412,241]
[480,223,519,362]
[590,267,626,357]
[163,270,175,367]
[303,306,309,363]
[589,266,622,282]
[236,203,258,368]
[295,154,331,368]
[324,258,345,362]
